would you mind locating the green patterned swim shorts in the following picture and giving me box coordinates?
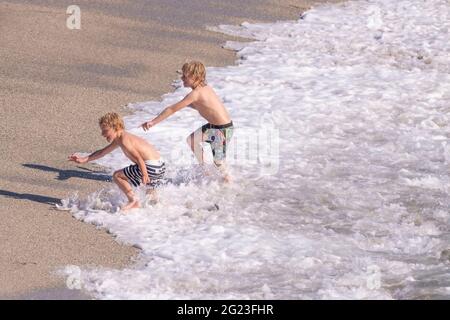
[201,121,234,163]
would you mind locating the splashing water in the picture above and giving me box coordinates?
[59,0,450,299]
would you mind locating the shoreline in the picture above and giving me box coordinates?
[0,0,341,299]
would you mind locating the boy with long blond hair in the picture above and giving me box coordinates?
[141,61,234,182]
[69,112,166,211]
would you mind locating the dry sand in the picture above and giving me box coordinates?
[0,0,342,299]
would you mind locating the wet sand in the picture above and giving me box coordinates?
[0,0,341,299]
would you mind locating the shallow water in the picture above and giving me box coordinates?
[58,0,450,299]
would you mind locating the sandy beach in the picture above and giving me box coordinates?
[0,0,340,299]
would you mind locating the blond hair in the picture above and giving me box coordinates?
[98,112,125,131]
[182,61,206,88]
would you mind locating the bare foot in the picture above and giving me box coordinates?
[144,198,158,207]
[200,165,211,177]
[223,174,232,183]
[121,199,140,212]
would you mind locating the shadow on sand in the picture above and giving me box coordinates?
[0,164,112,206]
[0,189,60,205]
[23,163,111,182]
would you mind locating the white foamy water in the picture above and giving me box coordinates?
[58,0,450,299]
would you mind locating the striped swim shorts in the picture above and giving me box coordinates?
[123,159,166,188]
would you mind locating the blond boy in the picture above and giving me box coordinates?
[69,112,166,211]
[141,61,234,181]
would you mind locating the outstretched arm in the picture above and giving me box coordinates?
[68,140,119,164]
[142,92,197,131]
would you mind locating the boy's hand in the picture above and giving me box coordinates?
[68,154,88,164]
[142,174,150,185]
[141,120,154,131]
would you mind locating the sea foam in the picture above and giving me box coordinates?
[59,0,450,299]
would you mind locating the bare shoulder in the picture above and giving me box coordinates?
[197,85,216,98]
[130,131,152,142]
[187,88,201,100]
[202,84,214,92]
[121,131,138,144]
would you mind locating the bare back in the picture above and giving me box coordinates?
[190,85,231,125]
[118,131,160,164]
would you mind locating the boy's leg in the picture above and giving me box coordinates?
[212,127,233,182]
[186,126,207,164]
[145,187,159,205]
[214,160,232,183]
[113,169,140,210]
[144,161,166,206]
